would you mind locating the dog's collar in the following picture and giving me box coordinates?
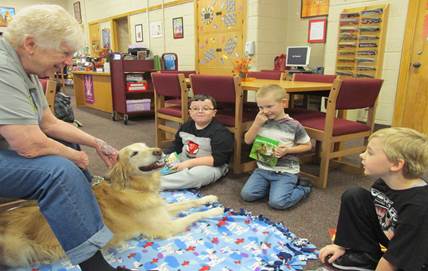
[91,175,105,187]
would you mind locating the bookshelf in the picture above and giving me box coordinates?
[110,55,155,124]
[335,4,389,79]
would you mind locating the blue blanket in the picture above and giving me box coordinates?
[11,190,317,271]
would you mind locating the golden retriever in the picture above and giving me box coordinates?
[0,143,224,268]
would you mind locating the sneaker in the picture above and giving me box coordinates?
[332,250,378,271]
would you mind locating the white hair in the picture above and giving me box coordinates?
[3,4,83,51]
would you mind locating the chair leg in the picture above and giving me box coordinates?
[232,130,243,174]
[318,140,332,189]
[155,118,166,148]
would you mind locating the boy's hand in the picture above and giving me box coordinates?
[319,244,345,264]
[254,111,268,126]
[274,145,288,158]
[172,160,191,171]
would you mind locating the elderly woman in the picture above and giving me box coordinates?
[0,5,132,271]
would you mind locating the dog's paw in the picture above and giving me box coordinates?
[199,195,218,204]
[207,207,225,217]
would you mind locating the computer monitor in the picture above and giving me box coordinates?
[285,46,311,68]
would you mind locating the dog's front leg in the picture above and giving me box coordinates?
[166,207,224,236]
[166,195,218,215]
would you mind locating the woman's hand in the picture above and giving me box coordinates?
[94,139,118,168]
[72,150,90,169]
[319,244,346,264]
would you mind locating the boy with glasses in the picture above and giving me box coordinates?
[160,94,233,190]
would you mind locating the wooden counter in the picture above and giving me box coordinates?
[73,71,113,113]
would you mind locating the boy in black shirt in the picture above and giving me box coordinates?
[319,127,428,271]
[160,94,234,190]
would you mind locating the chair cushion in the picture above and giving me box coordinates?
[158,106,182,117]
[300,117,371,136]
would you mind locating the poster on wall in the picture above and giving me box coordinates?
[150,21,162,38]
[135,24,143,42]
[172,17,184,39]
[102,28,111,49]
[301,0,329,18]
[308,18,327,43]
[0,7,15,27]
[84,75,95,104]
[73,1,82,24]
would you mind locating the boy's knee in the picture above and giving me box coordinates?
[268,199,292,210]
[342,186,369,202]
[240,189,259,202]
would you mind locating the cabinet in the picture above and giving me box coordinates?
[335,4,389,79]
[110,55,155,124]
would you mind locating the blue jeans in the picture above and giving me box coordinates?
[240,168,310,209]
[0,149,112,265]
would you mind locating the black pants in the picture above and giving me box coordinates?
[334,187,389,261]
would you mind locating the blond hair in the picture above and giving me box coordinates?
[3,4,83,51]
[256,84,286,102]
[370,127,428,179]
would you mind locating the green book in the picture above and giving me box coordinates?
[249,135,280,167]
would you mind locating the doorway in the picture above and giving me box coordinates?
[393,0,428,133]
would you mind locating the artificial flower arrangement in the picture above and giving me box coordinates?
[232,56,252,79]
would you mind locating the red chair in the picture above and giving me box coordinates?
[288,73,337,121]
[299,78,383,188]
[152,72,189,147]
[189,74,257,173]
[247,71,284,80]
[160,70,196,78]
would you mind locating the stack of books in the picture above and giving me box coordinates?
[126,74,148,93]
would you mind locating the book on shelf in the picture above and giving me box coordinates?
[249,135,280,167]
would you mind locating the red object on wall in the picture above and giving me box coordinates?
[274,54,286,72]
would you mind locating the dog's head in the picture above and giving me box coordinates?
[108,143,164,191]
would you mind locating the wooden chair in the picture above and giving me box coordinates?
[289,73,337,115]
[152,72,189,148]
[298,78,384,188]
[161,53,178,71]
[160,70,196,78]
[189,74,257,173]
[247,71,285,80]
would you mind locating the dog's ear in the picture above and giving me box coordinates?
[107,154,129,189]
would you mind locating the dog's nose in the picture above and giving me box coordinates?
[153,149,162,156]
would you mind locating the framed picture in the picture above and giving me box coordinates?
[0,7,15,27]
[150,21,162,38]
[135,24,143,42]
[172,17,184,39]
[308,18,327,43]
[73,1,82,24]
[301,0,329,18]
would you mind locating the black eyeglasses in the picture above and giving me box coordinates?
[189,107,215,112]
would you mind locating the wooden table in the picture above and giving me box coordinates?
[185,78,332,93]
